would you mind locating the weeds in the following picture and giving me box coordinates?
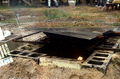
[0,6,120,28]
[42,9,70,19]
[95,19,105,22]
[112,23,120,26]
[0,5,8,10]
[74,7,82,10]
[1,19,17,23]
[114,15,120,18]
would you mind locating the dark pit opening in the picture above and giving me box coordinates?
[95,54,108,57]
[33,34,102,60]
[88,61,103,65]
[20,52,29,55]
[100,52,109,53]
[102,45,113,48]
[92,57,105,60]
[11,51,21,54]
[28,54,40,57]
[104,43,115,46]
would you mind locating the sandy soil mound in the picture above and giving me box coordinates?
[0,53,120,79]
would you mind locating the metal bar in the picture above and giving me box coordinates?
[95,47,120,52]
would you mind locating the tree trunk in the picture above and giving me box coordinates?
[81,0,86,5]
[0,0,2,6]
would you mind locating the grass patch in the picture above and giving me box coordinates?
[42,9,70,19]
[74,7,82,10]
[95,19,105,22]
[34,21,99,28]
[114,15,120,18]
[1,19,17,23]
[0,6,120,27]
[112,23,120,26]
[0,5,9,10]
[112,12,120,18]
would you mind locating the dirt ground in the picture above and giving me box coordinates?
[0,5,120,79]
[0,53,120,79]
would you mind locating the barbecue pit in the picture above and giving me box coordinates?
[9,27,120,73]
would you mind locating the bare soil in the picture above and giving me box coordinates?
[0,53,120,79]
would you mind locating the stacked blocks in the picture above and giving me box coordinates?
[82,36,120,74]
[0,43,13,67]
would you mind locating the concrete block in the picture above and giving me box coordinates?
[16,43,44,52]
[0,56,13,67]
[0,43,13,66]
[82,36,120,73]
[39,56,82,70]
[82,50,114,74]
[98,36,120,49]
[10,49,47,60]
